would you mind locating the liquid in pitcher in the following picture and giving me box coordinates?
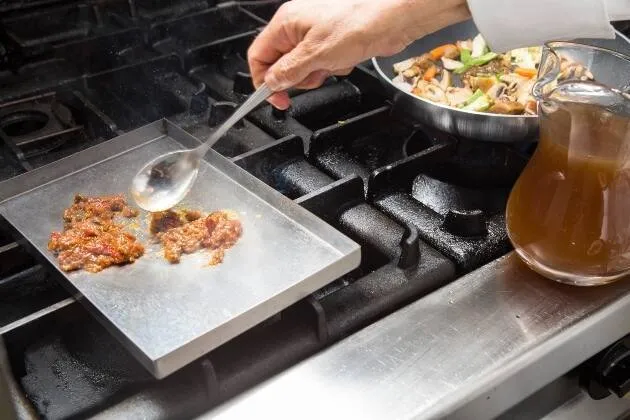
[506,102,630,284]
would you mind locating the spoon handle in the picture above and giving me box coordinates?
[195,83,274,157]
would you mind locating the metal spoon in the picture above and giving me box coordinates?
[130,83,273,212]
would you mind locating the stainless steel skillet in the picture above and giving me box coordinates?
[372,19,630,143]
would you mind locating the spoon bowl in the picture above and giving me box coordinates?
[131,150,202,212]
[130,83,272,212]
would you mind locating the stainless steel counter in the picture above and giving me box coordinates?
[199,252,630,420]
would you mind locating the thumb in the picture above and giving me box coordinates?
[264,42,322,92]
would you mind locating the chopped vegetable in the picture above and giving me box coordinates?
[460,48,472,64]
[439,70,451,91]
[441,57,464,70]
[390,32,592,116]
[462,93,492,112]
[515,67,538,78]
[468,76,499,93]
[457,39,473,52]
[430,44,459,60]
[471,34,488,58]
[454,52,499,74]
[423,65,438,81]
[510,47,542,69]
[460,89,485,108]
[446,87,474,108]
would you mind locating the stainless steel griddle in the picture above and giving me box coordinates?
[0,119,361,379]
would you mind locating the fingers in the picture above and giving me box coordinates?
[333,67,354,76]
[265,65,356,110]
[267,92,291,110]
[294,70,330,90]
[264,40,322,91]
[247,5,297,89]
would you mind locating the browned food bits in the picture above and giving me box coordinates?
[152,210,242,265]
[48,194,144,273]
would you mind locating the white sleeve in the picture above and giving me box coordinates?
[466,0,623,53]
[606,0,630,20]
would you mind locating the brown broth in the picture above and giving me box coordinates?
[506,102,630,278]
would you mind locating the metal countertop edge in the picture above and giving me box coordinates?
[199,252,630,420]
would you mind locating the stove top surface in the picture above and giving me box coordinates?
[3,2,625,419]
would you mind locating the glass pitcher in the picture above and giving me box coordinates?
[506,42,630,286]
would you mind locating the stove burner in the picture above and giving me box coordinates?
[0,93,85,167]
[0,110,49,138]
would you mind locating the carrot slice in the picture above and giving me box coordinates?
[515,67,538,78]
[430,44,458,61]
[423,65,438,81]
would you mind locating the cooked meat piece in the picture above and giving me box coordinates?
[159,218,208,263]
[49,219,144,273]
[414,54,435,70]
[157,210,242,265]
[149,209,204,236]
[488,99,525,115]
[63,194,133,225]
[49,194,143,273]
[122,207,139,218]
[202,212,242,250]
[150,210,184,235]
[184,210,202,222]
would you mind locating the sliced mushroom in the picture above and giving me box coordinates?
[486,83,509,100]
[412,80,447,104]
[393,58,416,74]
[392,74,413,93]
[446,87,474,108]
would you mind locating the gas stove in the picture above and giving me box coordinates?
[2,2,630,420]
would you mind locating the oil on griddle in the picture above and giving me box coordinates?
[48,194,243,273]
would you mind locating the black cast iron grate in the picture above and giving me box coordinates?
[0,1,601,419]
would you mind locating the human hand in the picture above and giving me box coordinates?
[247,0,470,109]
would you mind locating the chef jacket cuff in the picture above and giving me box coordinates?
[466,0,616,53]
